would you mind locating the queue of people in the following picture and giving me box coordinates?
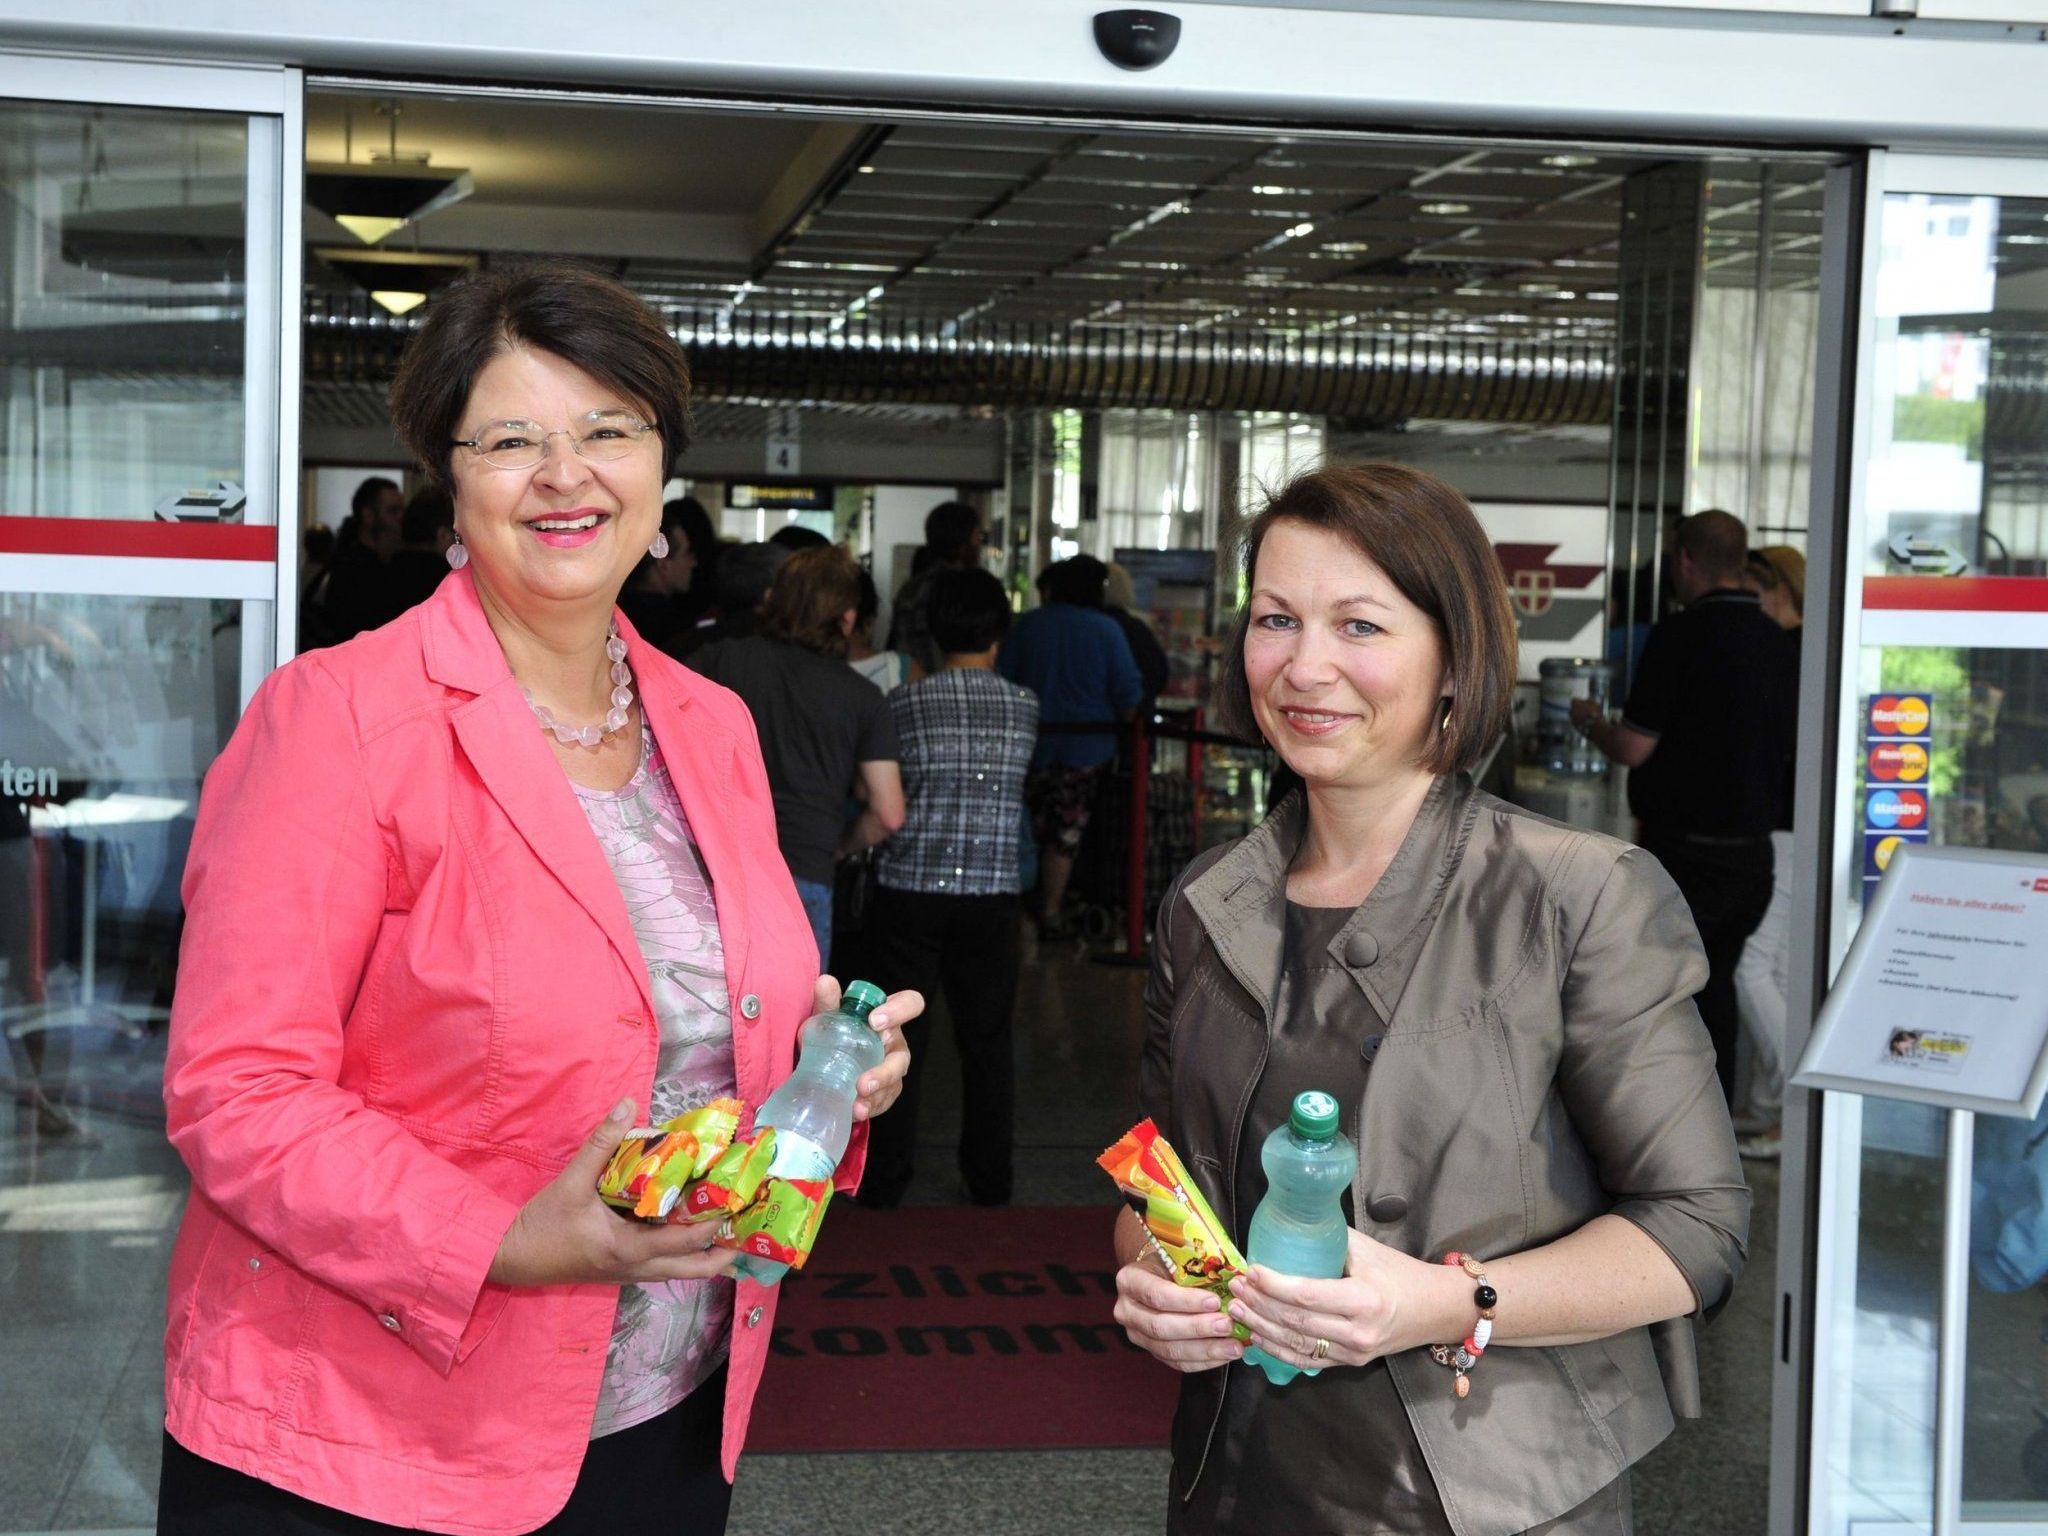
[164,262,1751,1536]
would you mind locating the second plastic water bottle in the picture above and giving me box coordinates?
[1243,1089,1354,1386]
[728,980,888,1285]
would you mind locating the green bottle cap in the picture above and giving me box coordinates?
[842,980,887,1018]
[1290,1090,1340,1140]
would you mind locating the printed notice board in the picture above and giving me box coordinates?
[1793,843,2048,1117]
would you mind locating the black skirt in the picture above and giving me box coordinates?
[156,1367,731,1536]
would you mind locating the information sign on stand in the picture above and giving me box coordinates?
[1793,843,2048,1117]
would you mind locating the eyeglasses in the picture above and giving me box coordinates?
[451,410,656,471]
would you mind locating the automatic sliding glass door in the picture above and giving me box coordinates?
[1808,151,2048,1536]
[0,51,298,1533]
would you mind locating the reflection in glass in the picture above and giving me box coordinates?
[1864,194,2048,584]
[1820,188,2048,1536]
[0,99,248,522]
[0,593,257,1118]
[0,594,262,1529]
[1835,641,2048,1527]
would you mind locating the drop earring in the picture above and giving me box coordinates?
[445,535,469,571]
[649,531,670,559]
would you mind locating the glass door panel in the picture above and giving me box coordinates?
[0,56,292,1534]
[0,100,249,525]
[1812,159,2048,1536]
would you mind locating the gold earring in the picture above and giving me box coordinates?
[1439,699,1452,734]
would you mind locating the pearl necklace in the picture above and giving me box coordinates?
[524,622,634,748]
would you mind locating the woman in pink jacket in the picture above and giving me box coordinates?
[157,263,916,1535]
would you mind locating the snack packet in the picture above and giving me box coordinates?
[716,1176,832,1271]
[680,1127,779,1222]
[597,1098,744,1222]
[1099,1119,1250,1338]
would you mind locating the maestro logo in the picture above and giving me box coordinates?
[1868,742,1930,783]
[1869,694,1932,736]
[1865,788,1929,831]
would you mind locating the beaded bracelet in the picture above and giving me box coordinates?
[1428,1251,1498,1399]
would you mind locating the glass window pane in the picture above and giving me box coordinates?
[0,100,248,523]
[1822,184,2048,1536]
[0,591,265,1530]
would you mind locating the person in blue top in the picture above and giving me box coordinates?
[999,554,1143,937]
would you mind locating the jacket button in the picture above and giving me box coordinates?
[1345,932,1380,967]
[1361,1034,1384,1063]
[1367,1194,1408,1224]
[745,1305,765,1328]
[247,1256,262,1271]
[378,1312,403,1332]
[740,994,761,1021]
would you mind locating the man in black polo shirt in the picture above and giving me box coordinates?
[1572,509,1800,1103]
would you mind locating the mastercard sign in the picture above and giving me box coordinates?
[1869,694,1933,737]
[1866,788,1930,831]
[1868,742,1930,783]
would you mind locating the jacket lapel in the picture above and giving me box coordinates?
[450,688,653,1013]
[1183,793,1300,1024]
[1327,774,1475,1029]
[1181,775,1475,1033]
[422,572,653,1014]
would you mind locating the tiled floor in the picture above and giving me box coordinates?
[0,934,1783,1535]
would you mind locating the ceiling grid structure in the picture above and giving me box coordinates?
[295,91,1832,435]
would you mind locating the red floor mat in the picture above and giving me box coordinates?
[745,1203,1178,1453]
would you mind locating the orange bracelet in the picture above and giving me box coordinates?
[1428,1251,1497,1398]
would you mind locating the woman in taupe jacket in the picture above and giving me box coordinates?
[1113,464,1748,1535]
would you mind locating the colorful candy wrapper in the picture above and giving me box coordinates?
[716,1176,832,1270]
[1098,1119,1250,1339]
[597,1098,744,1222]
[680,1127,779,1222]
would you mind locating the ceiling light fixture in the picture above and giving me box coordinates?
[1421,202,1473,217]
[1251,184,1291,196]
[316,246,478,315]
[1284,221,1316,239]
[1542,154,1598,169]
[306,102,474,246]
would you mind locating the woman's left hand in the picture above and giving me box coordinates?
[812,975,919,1121]
[1227,1230,1462,1370]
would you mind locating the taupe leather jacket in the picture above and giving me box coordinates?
[1139,777,1749,1536]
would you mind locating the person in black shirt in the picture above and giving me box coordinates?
[687,544,904,960]
[1573,509,1800,1103]
[319,475,407,642]
[385,485,455,617]
[886,501,984,676]
[669,540,786,661]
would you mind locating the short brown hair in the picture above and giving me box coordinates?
[760,545,861,659]
[1676,509,1748,582]
[1214,464,1517,777]
[388,261,692,492]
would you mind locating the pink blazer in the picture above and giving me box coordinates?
[163,570,850,1535]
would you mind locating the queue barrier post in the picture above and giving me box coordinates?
[1125,712,1151,960]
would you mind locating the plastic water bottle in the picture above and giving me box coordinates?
[728,980,889,1285]
[1243,1089,1354,1386]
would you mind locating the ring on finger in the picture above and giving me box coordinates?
[1310,1337,1331,1363]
